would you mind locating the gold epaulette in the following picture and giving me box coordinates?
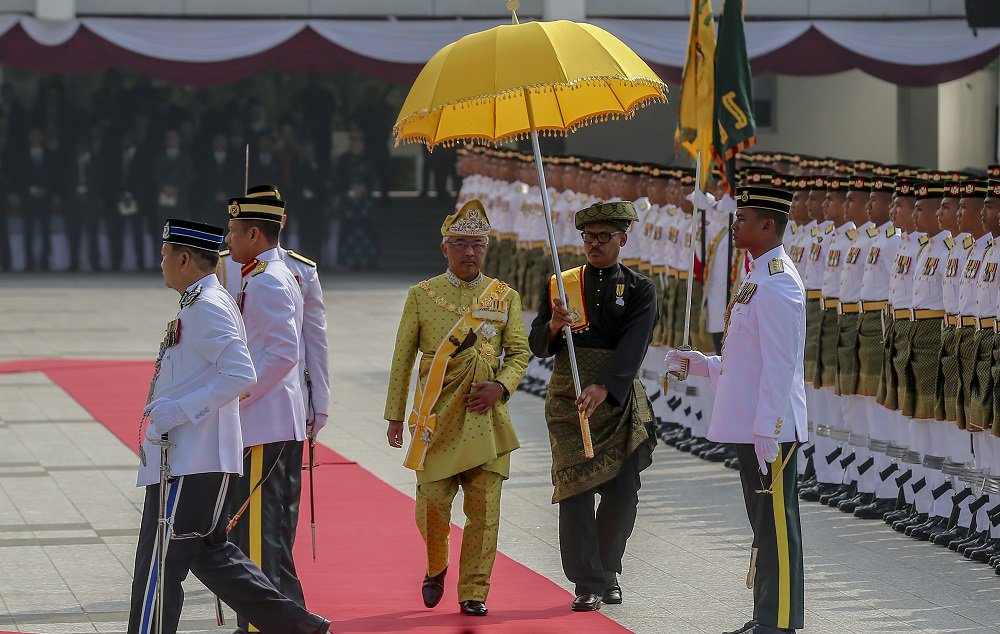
[824,224,834,235]
[919,235,929,247]
[768,258,785,275]
[846,228,858,241]
[944,237,955,250]
[252,260,268,276]
[219,249,231,258]
[963,235,975,249]
[866,226,879,239]
[887,227,898,238]
[811,226,819,237]
[287,249,317,267]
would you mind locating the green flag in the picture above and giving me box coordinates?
[712,0,756,195]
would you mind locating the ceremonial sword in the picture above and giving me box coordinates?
[305,368,318,562]
[666,151,704,386]
[150,434,174,634]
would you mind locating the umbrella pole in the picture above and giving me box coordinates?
[524,89,594,460]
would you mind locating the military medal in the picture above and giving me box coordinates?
[615,283,625,306]
[965,260,982,279]
[736,282,757,304]
[867,247,880,265]
[985,262,998,283]
[481,323,497,339]
[924,257,940,276]
[945,258,959,278]
[826,250,841,268]
[846,247,861,265]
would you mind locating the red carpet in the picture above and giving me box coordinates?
[0,359,634,633]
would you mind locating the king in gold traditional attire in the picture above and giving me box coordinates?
[384,200,530,617]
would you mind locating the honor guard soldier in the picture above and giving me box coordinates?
[129,219,329,634]
[813,175,854,507]
[878,179,925,526]
[219,184,331,606]
[851,175,903,520]
[890,181,951,535]
[530,201,658,613]
[797,176,839,502]
[668,185,807,634]
[223,195,308,633]
[384,200,530,617]
[831,174,878,514]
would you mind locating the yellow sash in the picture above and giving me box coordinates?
[403,278,513,471]
[549,265,589,332]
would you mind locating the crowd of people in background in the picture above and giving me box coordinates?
[0,71,443,272]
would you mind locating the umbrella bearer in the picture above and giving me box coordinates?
[384,200,531,617]
[530,201,658,612]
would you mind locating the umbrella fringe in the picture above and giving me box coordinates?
[395,92,667,150]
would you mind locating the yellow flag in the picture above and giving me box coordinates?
[675,0,717,187]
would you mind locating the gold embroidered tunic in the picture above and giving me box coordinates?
[384,273,530,484]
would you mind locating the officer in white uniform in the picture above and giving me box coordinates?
[668,185,806,634]
[224,195,307,633]
[219,184,331,609]
[129,219,329,634]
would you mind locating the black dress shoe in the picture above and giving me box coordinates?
[930,525,968,546]
[724,457,741,470]
[892,511,924,532]
[292,613,331,634]
[824,484,856,507]
[571,594,602,611]
[721,620,757,634]
[959,532,990,556]
[884,504,913,524]
[703,445,735,463]
[602,586,622,604]
[422,567,447,608]
[908,516,948,540]
[967,538,1000,562]
[459,600,488,616]
[950,530,983,551]
[800,483,838,502]
[838,492,872,513]
[854,498,896,519]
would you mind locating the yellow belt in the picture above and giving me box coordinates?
[893,308,946,321]
[806,289,822,300]
[639,262,654,273]
[861,300,888,313]
[821,297,840,311]
[623,258,642,267]
[945,314,959,327]
[838,301,860,314]
[524,240,546,249]
[675,270,690,280]
[498,233,517,240]
[961,315,978,328]
[980,317,996,331]
[652,265,668,274]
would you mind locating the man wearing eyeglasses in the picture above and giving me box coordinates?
[384,199,530,617]
[528,200,658,612]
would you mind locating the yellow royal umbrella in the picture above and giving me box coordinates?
[394,2,668,459]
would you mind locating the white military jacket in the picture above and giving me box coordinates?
[704,245,808,443]
[221,246,331,420]
[137,274,256,487]
[234,247,306,447]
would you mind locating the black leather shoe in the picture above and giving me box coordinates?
[908,516,948,540]
[884,504,913,524]
[724,457,741,470]
[854,498,896,519]
[950,530,983,551]
[824,484,856,507]
[721,620,757,634]
[931,525,968,546]
[422,567,447,608]
[967,538,1000,562]
[293,613,331,634]
[959,532,990,556]
[893,511,925,532]
[800,482,838,502]
[571,594,602,611]
[702,445,734,463]
[838,492,872,513]
[602,586,623,604]
[459,600,488,616]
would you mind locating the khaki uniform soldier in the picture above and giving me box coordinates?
[812,176,855,506]
[831,175,878,513]
[892,181,951,534]
[649,167,675,347]
[530,200,657,612]
[669,186,807,634]
[798,176,839,502]
[852,176,902,520]
[384,200,530,617]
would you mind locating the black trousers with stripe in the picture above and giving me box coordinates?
[127,472,311,634]
[735,442,805,631]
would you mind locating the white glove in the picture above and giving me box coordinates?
[716,193,737,216]
[145,398,188,440]
[664,349,710,378]
[308,413,329,440]
[753,434,780,475]
[685,190,717,210]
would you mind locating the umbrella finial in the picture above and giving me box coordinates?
[506,0,520,24]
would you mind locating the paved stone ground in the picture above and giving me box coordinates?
[1,273,999,633]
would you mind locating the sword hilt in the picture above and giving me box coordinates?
[667,345,694,382]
